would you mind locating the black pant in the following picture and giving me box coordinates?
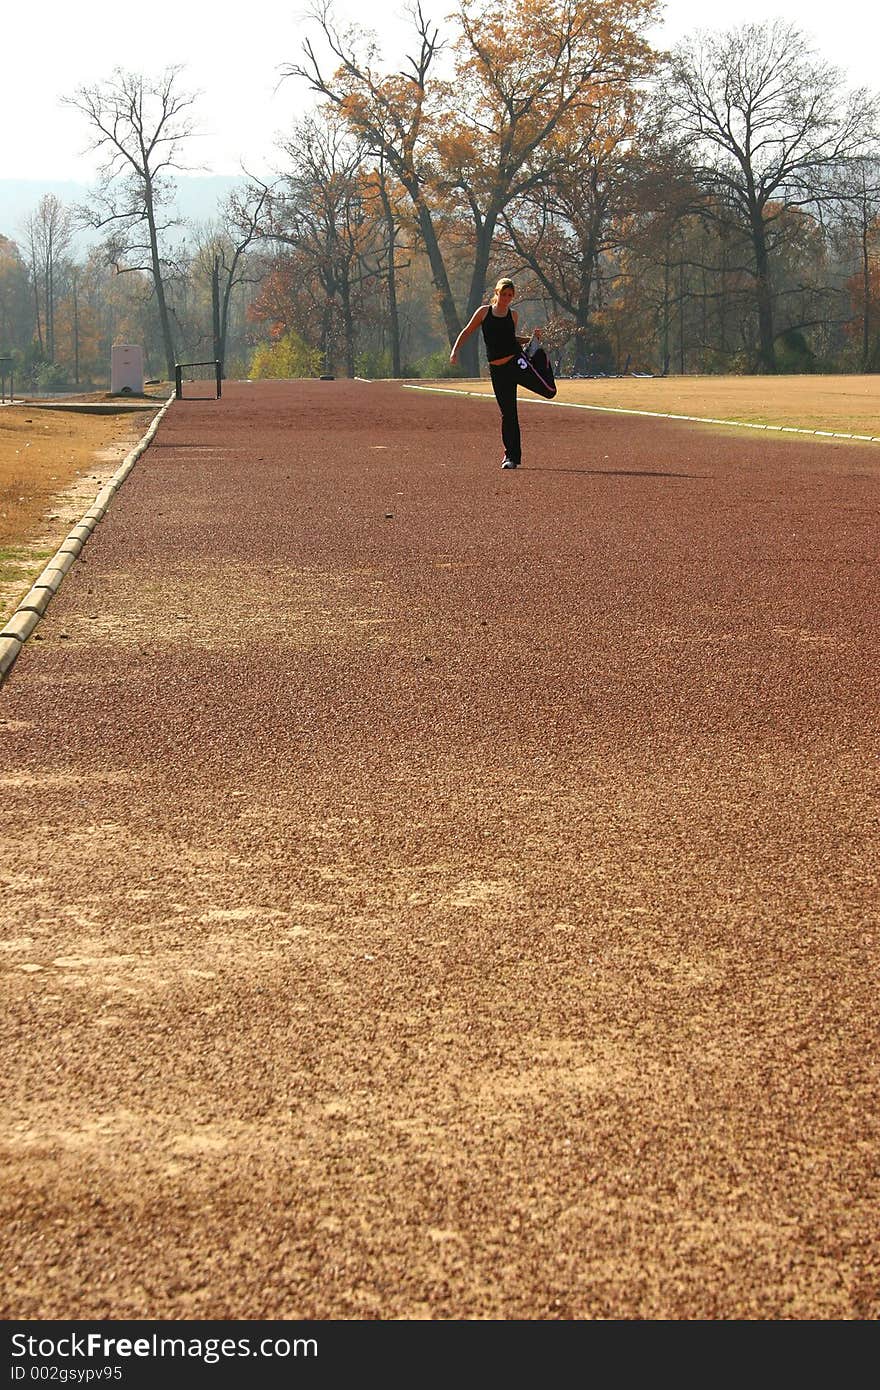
[488,352,556,464]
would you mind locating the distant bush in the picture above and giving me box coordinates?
[774,328,815,374]
[701,349,752,375]
[573,323,615,376]
[413,348,464,379]
[249,333,323,379]
[699,347,741,375]
[355,349,393,379]
[33,362,69,391]
[222,353,251,380]
[356,350,423,378]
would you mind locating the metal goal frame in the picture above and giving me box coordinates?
[175,360,222,400]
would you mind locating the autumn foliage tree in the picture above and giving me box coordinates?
[247,256,316,344]
[500,85,651,372]
[0,235,32,356]
[437,0,658,369]
[289,0,659,374]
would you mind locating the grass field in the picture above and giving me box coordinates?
[439,372,880,439]
[1,374,878,624]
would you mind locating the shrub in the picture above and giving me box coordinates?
[699,346,741,375]
[34,362,69,391]
[355,349,393,379]
[774,328,815,374]
[249,332,323,379]
[413,348,464,379]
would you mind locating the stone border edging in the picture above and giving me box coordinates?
[0,391,175,686]
[401,383,880,444]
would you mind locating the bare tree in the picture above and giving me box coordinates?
[662,21,880,371]
[64,67,200,380]
[269,113,380,376]
[192,182,271,376]
[22,194,74,362]
[284,4,460,353]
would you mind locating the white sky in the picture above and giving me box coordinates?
[2,0,878,182]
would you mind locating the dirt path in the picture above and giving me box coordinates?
[1,381,877,1319]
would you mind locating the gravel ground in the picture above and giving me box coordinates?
[0,380,877,1320]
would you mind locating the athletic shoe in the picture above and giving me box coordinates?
[501,457,520,469]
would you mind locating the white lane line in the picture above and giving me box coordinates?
[401,383,880,443]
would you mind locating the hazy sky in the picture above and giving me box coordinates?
[3,0,878,183]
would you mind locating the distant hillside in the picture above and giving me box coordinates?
[0,175,248,252]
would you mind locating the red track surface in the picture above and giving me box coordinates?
[1,380,878,1319]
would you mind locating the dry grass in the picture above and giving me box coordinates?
[441,373,880,441]
[0,398,165,621]
[0,404,158,546]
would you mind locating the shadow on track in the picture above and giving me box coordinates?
[525,466,710,479]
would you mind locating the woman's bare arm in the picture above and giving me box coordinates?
[449,306,488,364]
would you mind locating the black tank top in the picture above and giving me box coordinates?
[480,307,518,360]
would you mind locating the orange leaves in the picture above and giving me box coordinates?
[440,0,660,198]
[453,0,659,95]
[246,262,312,342]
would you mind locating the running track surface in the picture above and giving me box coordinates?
[1,380,877,1320]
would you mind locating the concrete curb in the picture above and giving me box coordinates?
[0,391,175,688]
[401,384,880,445]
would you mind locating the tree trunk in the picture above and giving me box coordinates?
[383,226,397,380]
[660,245,671,376]
[144,182,176,379]
[45,253,54,362]
[72,276,80,385]
[719,238,728,357]
[678,256,686,375]
[750,212,776,373]
[410,188,461,351]
[220,273,235,381]
[321,300,333,375]
[376,173,401,377]
[386,236,401,378]
[459,221,499,377]
[31,259,43,357]
[572,254,594,375]
[861,217,871,372]
[340,270,355,378]
[211,255,222,372]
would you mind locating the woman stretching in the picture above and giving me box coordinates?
[449,278,556,469]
